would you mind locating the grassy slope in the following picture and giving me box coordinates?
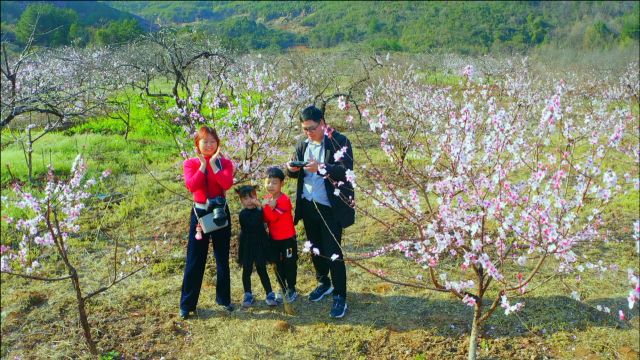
[1,70,639,359]
[1,130,638,359]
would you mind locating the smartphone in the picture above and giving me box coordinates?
[289,160,309,167]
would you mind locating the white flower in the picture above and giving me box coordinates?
[571,291,580,301]
[312,247,320,256]
[330,254,340,261]
[302,241,312,253]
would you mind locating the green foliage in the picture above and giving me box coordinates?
[583,20,617,49]
[68,22,89,46]
[620,6,640,41]
[65,117,129,136]
[201,16,302,52]
[5,1,639,53]
[6,0,147,48]
[106,1,638,54]
[94,19,143,45]
[15,3,79,46]
[99,351,121,360]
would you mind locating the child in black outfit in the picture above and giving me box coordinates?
[235,185,278,307]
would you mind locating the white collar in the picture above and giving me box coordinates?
[304,137,324,146]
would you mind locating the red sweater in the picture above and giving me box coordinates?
[183,156,234,203]
[263,193,296,240]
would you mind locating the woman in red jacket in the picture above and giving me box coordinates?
[180,126,235,319]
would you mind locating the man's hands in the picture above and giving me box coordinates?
[303,159,319,173]
[287,158,319,173]
[286,161,301,173]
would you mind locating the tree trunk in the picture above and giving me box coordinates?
[468,303,482,360]
[27,128,33,183]
[69,268,97,355]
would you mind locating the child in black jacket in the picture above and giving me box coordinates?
[235,185,277,307]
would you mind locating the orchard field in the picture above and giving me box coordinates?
[1,29,639,359]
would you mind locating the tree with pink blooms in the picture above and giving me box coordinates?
[327,59,639,359]
[0,156,154,355]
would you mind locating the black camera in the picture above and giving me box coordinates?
[207,196,228,226]
[289,160,309,167]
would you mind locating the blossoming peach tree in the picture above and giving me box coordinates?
[317,61,638,359]
[1,156,149,355]
[165,58,312,183]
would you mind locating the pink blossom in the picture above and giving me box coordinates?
[333,146,348,162]
[462,294,476,306]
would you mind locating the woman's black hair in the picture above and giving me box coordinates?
[299,105,323,123]
[235,185,258,198]
[266,166,285,181]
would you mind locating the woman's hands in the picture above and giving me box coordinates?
[196,147,223,173]
[209,148,222,173]
[196,147,207,172]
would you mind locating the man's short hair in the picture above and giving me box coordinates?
[300,105,323,123]
[266,166,285,181]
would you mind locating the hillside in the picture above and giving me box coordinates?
[104,1,640,53]
[0,1,155,48]
[1,1,639,53]
[1,1,152,28]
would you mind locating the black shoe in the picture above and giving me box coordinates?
[308,283,333,302]
[330,295,347,318]
[179,309,189,319]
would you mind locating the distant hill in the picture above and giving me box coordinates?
[3,1,639,53]
[1,1,153,29]
[103,1,639,54]
[1,1,157,47]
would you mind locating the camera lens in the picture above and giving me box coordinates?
[212,207,226,226]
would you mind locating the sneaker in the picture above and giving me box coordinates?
[242,292,255,307]
[265,292,278,306]
[179,309,189,320]
[275,292,284,304]
[284,289,298,303]
[330,295,347,318]
[308,283,333,302]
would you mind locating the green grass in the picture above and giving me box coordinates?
[1,63,638,359]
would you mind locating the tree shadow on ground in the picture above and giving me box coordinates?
[190,292,638,338]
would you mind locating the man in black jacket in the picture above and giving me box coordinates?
[286,105,355,318]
